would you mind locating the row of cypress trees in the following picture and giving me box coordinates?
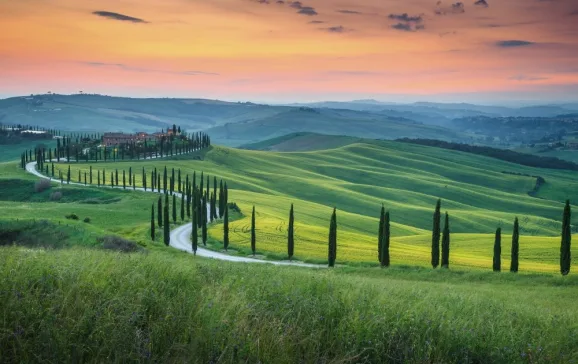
[241,199,571,272]
[20,131,211,167]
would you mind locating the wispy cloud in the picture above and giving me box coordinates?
[81,62,218,76]
[309,20,325,24]
[298,7,317,15]
[388,13,424,31]
[337,9,362,15]
[388,13,423,22]
[509,75,549,81]
[321,26,351,33]
[474,0,489,8]
[434,1,465,15]
[495,40,535,48]
[92,11,148,23]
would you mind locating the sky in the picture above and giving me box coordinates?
[1,0,578,104]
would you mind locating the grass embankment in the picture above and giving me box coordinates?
[54,141,578,272]
[1,247,577,363]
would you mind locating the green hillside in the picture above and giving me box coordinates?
[53,140,578,272]
[207,108,460,146]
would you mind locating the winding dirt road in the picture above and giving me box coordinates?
[26,160,323,268]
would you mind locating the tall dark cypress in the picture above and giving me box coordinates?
[151,204,155,241]
[111,172,114,187]
[378,205,384,263]
[172,194,177,224]
[441,212,450,268]
[560,200,572,276]
[224,203,229,251]
[67,165,71,184]
[328,208,337,267]
[510,217,519,273]
[201,193,208,246]
[89,166,93,184]
[380,211,390,267]
[157,197,163,227]
[122,170,126,189]
[143,168,147,191]
[163,166,168,194]
[288,204,294,260]
[493,227,501,272]
[180,192,185,221]
[431,199,441,268]
[115,169,118,186]
[251,205,256,256]
[192,200,198,255]
[129,167,132,186]
[218,180,224,218]
[163,203,170,246]
[178,169,182,193]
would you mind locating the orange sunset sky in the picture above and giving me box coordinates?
[1,0,577,103]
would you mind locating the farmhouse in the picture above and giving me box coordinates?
[102,132,136,146]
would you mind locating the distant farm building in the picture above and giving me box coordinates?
[102,132,136,146]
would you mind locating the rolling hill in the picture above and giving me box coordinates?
[52,138,577,272]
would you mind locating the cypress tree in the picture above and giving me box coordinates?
[111,172,114,187]
[441,212,450,268]
[97,170,101,186]
[163,166,168,194]
[84,172,87,185]
[192,201,198,255]
[378,205,384,263]
[171,168,175,194]
[180,192,185,221]
[560,200,572,276]
[143,168,147,191]
[157,197,163,227]
[115,169,118,186]
[380,211,390,267]
[133,175,136,190]
[251,205,256,256]
[89,166,93,184]
[493,227,501,272]
[151,204,155,241]
[288,204,294,260]
[201,193,207,246]
[163,203,170,246]
[172,194,177,223]
[328,208,337,267]
[103,168,106,185]
[67,165,71,184]
[431,199,441,268]
[219,180,224,218]
[224,203,229,251]
[178,169,182,193]
[129,167,132,186]
[510,217,519,273]
[122,170,126,189]
[51,163,55,177]
[78,170,81,183]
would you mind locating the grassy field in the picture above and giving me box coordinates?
[50,139,578,273]
[0,246,576,363]
[0,139,56,162]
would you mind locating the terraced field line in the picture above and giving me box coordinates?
[25,161,324,268]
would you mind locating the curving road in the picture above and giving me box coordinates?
[26,161,324,268]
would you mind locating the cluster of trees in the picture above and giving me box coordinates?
[398,138,578,171]
[20,130,211,168]
[150,170,228,251]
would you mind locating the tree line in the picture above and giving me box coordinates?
[397,138,578,171]
[234,199,572,274]
[19,130,211,168]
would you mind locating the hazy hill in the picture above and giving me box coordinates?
[206,107,460,146]
[0,94,289,132]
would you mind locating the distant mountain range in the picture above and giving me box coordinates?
[2,93,578,147]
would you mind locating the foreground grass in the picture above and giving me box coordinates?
[1,247,577,363]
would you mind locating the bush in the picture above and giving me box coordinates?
[99,236,142,253]
[50,191,62,201]
[34,179,51,193]
[65,213,79,220]
[83,217,91,223]
[228,202,241,214]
